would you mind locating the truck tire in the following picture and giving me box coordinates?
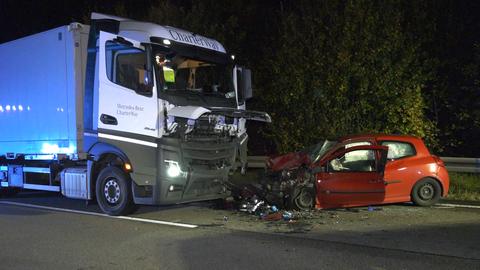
[411,178,441,206]
[96,166,136,216]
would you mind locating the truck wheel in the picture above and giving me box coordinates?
[411,178,441,206]
[288,185,315,211]
[96,166,136,216]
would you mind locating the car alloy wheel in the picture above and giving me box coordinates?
[290,186,315,210]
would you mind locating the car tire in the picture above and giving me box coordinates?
[96,166,136,216]
[411,178,441,206]
[288,185,315,210]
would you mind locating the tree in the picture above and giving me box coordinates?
[256,0,436,153]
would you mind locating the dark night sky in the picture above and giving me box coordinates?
[0,0,157,43]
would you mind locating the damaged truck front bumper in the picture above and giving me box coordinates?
[133,136,237,205]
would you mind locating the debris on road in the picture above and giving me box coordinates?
[282,211,293,221]
[262,212,283,221]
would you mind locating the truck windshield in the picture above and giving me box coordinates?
[152,46,235,99]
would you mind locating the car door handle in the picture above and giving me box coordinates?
[100,114,118,125]
[368,179,381,184]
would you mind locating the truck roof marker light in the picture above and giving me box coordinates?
[163,39,171,45]
[18,105,23,111]
[27,106,31,111]
[12,105,16,111]
[0,106,3,112]
[6,105,10,111]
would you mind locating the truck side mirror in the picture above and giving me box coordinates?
[236,67,253,102]
[241,68,252,100]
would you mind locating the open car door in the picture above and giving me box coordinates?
[315,145,388,208]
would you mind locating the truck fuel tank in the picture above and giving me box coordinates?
[61,168,91,200]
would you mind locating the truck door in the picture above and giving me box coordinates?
[97,31,158,138]
[316,145,388,208]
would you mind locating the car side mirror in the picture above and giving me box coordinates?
[311,166,325,174]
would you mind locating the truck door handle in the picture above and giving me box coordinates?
[100,114,118,125]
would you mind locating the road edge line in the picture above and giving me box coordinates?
[436,203,480,209]
[0,201,198,229]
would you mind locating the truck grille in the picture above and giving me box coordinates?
[181,140,236,170]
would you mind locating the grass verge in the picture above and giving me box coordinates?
[447,172,480,201]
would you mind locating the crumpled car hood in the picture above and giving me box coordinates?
[266,151,311,172]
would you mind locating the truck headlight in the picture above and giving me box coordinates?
[164,160,181,177]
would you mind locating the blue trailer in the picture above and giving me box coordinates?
[0,23,88,159]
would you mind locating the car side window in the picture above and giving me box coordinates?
[380,141,416,160]
[329,149,376,172]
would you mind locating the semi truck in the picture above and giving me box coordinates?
[0,13,270,215]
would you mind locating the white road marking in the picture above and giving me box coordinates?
[0,201,198,229]
[436,203,480,209]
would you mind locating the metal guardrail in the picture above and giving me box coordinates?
[246,156,480,173]
[441,157,480,173]
[246,156,268,168]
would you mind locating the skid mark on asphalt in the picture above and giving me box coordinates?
[0,201,198,229]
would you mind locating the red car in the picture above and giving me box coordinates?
[263,134,449,210]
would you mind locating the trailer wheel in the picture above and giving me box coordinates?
[96,166,136,216]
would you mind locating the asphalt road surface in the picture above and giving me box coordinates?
[0,192,479,270]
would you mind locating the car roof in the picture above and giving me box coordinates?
[338,134,431,156]
[339,134,421,142]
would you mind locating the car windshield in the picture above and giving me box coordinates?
[302,140,338,164]
[152,46,235,98]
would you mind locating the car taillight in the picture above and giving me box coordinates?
[432,155,445,167]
